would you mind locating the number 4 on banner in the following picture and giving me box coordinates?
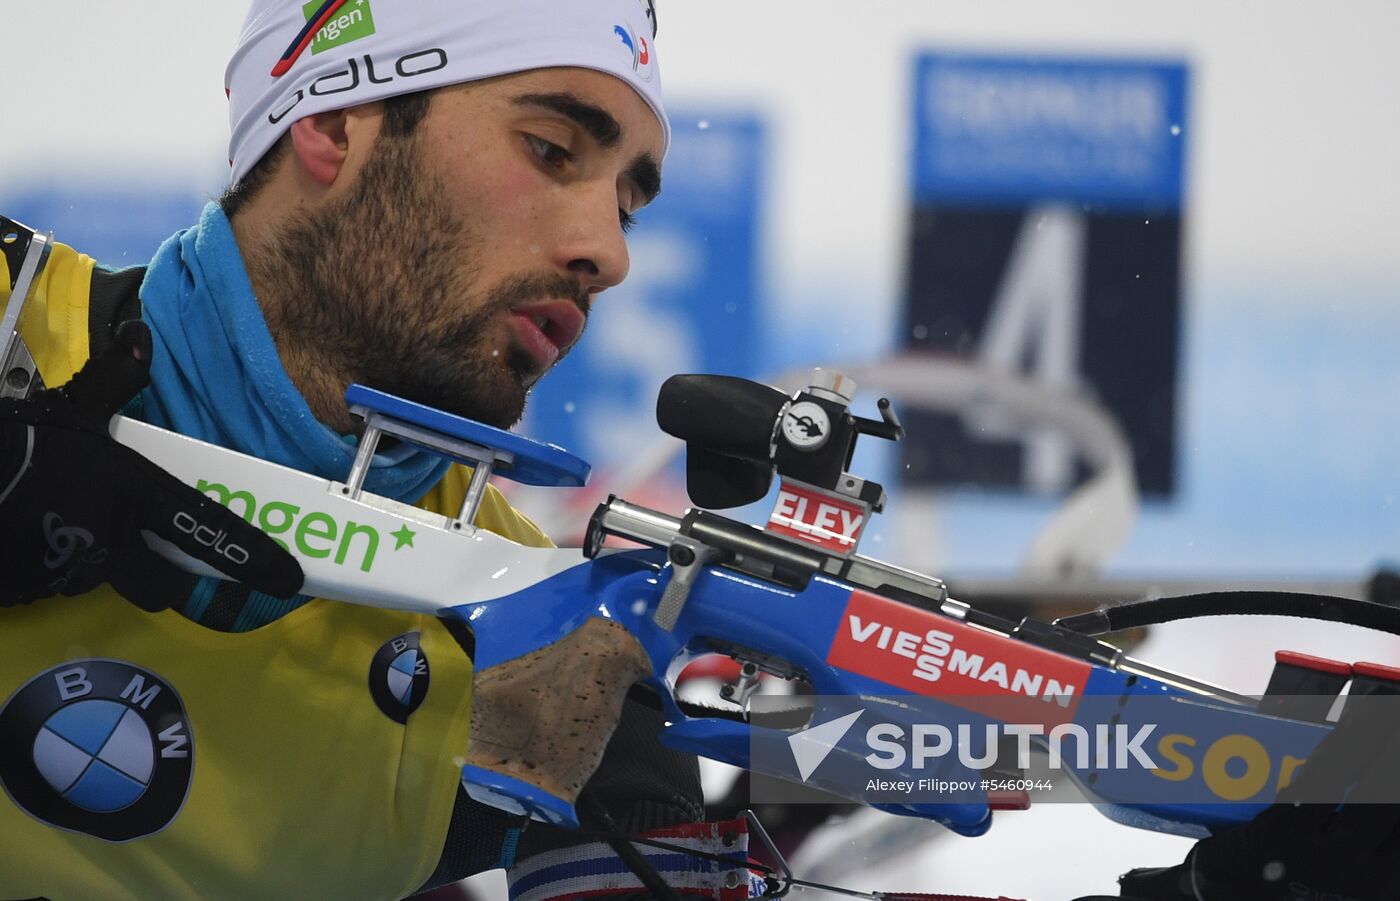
[967,203,1087,494]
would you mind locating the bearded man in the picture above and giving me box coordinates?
[0,2,717,898]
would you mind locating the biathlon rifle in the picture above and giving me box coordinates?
[6,219,1400,894]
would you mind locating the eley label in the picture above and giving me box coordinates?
[827,591,1090,726]
[302,0,376,55]
[766,480,869,555]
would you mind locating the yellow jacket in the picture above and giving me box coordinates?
[0,234,550,899]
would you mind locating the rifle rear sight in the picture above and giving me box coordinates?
[654,369,904,514]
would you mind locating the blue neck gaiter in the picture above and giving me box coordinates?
[139,202,450,504]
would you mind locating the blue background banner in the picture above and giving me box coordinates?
[912,52,1189,210]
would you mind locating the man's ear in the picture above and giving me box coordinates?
[287,108,355,187]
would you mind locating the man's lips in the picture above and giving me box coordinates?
[506,299,587,372]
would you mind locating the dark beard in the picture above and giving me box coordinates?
[247,129,585,429]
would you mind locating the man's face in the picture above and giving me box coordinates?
[263,67,664,429]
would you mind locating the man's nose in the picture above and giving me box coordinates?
[553,186,631,294]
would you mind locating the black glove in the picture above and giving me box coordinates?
[1117,691,1400,901]
[0,321,303,611]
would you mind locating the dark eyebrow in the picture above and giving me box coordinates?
[513,91,662,205]
[513,91,623,148]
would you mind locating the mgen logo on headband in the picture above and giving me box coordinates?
[273,0,378,77]
[272,0,352,77]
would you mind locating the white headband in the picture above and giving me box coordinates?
[226,0,667,183]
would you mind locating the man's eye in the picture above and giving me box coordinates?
[619,208,637,235]
[525,134,573,169]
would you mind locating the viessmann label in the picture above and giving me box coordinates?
[826,591,1091,726]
